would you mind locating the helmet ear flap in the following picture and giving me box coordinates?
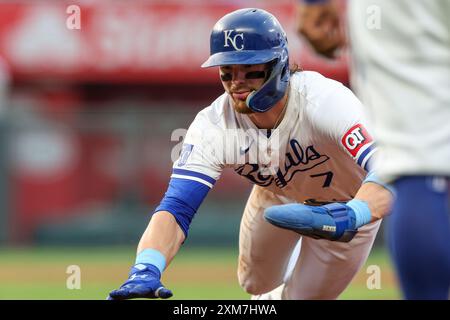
[265,60,277,80]
[246,52,290,113]
[281,61,289,79]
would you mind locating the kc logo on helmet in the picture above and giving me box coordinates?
[223,30,244,51]
[342,124,373,157]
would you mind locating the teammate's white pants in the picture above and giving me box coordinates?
[237,185,381,300]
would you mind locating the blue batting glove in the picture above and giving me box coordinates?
[108,263,173,300]
[264,202,358,242]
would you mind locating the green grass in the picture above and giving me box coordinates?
[0,246,400,300]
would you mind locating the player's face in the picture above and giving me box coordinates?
[219,64,268,114]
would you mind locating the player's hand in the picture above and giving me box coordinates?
[296,1,346,58]
[108,263,173,300]
[264,202,357,242]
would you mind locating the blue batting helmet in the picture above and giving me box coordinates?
[201,8,290,113]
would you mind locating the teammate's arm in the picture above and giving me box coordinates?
[296,0,345,58]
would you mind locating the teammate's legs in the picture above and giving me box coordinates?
[388,176,450,300]
[238,186,300,295]
[284,220,381,299]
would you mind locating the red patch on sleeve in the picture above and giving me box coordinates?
[341,124,373,157]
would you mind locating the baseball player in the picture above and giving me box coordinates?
[108,8,392,300]
[296,0,450,299]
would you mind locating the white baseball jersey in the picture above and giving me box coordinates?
[348,0,450,182]
[172,71,376,203]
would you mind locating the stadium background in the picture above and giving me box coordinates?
[0,0,400,299]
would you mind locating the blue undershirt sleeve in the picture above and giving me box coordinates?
[154,177,212,239]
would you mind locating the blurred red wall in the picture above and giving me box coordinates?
[0,0,349,242]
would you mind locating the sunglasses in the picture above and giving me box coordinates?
[220,70,268,82]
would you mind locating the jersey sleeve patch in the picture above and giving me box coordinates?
[341,124,373,158]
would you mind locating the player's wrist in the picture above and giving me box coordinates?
[135,248,167,274]
[129,263,162,279]
[346,199,371,229]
